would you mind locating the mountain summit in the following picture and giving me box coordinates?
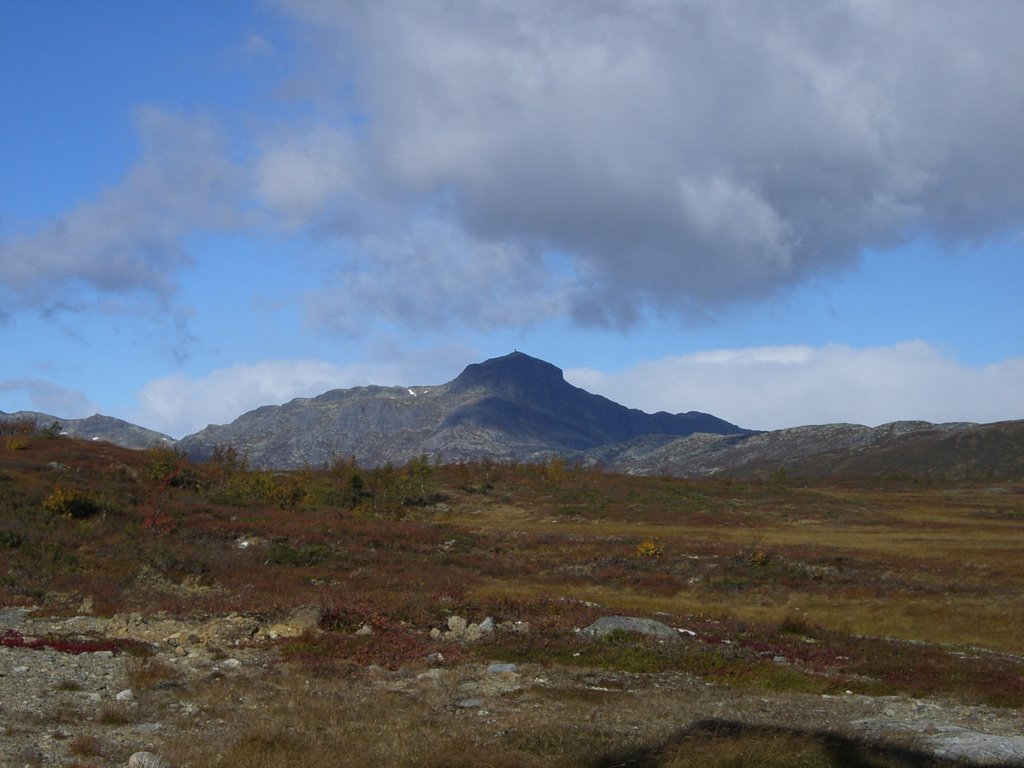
[177,351,748,469]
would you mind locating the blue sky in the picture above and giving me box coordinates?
[2,1,1022,438]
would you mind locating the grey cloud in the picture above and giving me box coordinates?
[276,0,1024,325]
[0,107,243,309]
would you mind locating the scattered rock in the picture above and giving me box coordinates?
[498,620,530,635]
[580,616,681,641]
[447,615,468,635]
[355,624,373,636]
[264,604,321,639]
[116,688,135,702]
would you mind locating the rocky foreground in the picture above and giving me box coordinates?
[2,607,1024,767]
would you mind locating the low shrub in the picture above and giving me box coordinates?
[41,486,102,519]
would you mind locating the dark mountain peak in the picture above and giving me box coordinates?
[449,351,567,401]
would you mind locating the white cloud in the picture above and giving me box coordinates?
[303,219,573,334]
[255,125,359,230]
[566,342,1024,430]
[0,377,95,418]
[0,107,243,308]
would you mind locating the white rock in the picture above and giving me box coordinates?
[115,689,135,702]
[128,751,171,768]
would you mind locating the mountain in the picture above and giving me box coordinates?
[176,351,749,468]
[578,419,1024,481]
[0,410,175,451]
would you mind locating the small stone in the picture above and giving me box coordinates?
[12,665,29,674]
[355,624,373,636]
[429,627,442,639]
[487,663,518,674]
[93,650,115,659]
[116,689,135,702]
[478,616,495,633]
[464,623,483,641]
[425,652,445,666]
[447,615,467,634]
[128,750,170,767]
[222,658,242,669]
[457,697,485,708]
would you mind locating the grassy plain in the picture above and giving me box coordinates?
[1,425,1023,766]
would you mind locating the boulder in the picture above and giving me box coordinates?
[580,616,680,641]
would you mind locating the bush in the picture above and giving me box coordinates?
[636,539,663,559]
[42,486,102,519]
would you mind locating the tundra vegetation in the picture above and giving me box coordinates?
[1,418,1023,766]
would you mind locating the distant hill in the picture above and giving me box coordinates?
[176,351,749,469]
[0,411,175,451]
[6,352,1022,481]
[578,419,1024,481]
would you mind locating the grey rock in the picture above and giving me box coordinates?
[355,624,373,636]
[926,728,1024,765]
[115,688,135,702]
[457,698,485,709]
[581,616,681,641]
[447,616,467,634]
[0,607,29,629]
[487,663,518,674]
[478,616,495,633]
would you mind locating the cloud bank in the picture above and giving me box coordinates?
[567,342,1024,431]
[272,0,1024,327]
[5,2,1024,338]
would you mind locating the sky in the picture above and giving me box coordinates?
[2,0,1023,439]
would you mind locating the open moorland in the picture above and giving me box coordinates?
[1,420,1023,767]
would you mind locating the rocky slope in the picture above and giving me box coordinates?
[579,419,1024,480]
[176,352,748,469]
